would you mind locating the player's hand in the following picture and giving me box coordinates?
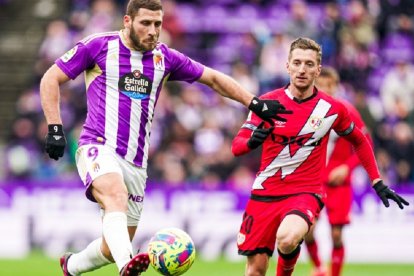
[373,180,409,209]
[328,165,349,186]
[247,122,274,149]
[45,124,67,160]
[248,97,293,125]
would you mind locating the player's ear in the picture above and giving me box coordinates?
[123,15,132,29]
[316,64,322,77]
[286,61,290,74]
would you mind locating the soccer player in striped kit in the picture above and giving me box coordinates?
[304,67,372,276]
[231,37,409,276]
[40,1,290,275]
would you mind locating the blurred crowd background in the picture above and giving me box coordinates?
[1,0,414,190]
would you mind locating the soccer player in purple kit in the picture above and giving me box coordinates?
[39,1,290,275]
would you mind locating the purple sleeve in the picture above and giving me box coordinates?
[55,42,93,80]
[167,48,204,83]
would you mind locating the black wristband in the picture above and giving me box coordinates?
[373,180,386,192]
[48,124,64,134]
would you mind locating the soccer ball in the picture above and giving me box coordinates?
[147,228,196,276]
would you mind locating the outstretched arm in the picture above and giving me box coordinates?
[343,127,409,209]
[198,67,292,124]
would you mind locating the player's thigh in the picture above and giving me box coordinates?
[117,156,148,227]
[277,214,309,248]
[76,144,125,204]
[92,173,128,209]
[277,194,323,249]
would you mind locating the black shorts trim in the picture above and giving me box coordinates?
[250,194,290,202]
[251,193,325,209]
[331,223,348,227]
[286,210,312,228]
[310,193,325,209]
[238,247,273,257]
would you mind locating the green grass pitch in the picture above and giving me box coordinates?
[1,252,413,275]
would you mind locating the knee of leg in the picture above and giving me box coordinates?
[103,190,129,211]
[277,234,299,254]
[331,228,343,247]
[113,191,129,206]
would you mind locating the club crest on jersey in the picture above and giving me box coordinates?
[308,116,323,130]
[153,50,165,70]
[118,70,153,99]
[237,233,246,245]
[91,162,100,173]
[61,46,78,63]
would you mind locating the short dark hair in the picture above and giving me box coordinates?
[319,66,339,84]
[289,37,322,65]
[126,0,163,19]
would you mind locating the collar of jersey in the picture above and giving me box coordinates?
[284,84,318,103]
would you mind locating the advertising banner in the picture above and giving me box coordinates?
[0,179,413,262]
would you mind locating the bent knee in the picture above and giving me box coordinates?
[276,231,303,254]
[101,191,129,211]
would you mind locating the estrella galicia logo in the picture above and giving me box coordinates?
[118,70,153,99]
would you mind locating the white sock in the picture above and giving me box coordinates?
[102,212,133,271]
[67,238,112,275]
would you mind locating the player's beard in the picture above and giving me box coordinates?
[129,25,157,52]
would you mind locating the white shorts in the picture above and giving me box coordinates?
[75,144,147,226]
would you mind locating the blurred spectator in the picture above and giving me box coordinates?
[231,61,259,96]
[82,0,121,36]
[160,0,185,49]
[5,117,38,179]
[388,122,414,184]
[340,0,377,48]
[379,60,414,121]
[353,90,377,134]
[381,13,414,64]
[336,30,371,89]
[35,20,73,78]
[318,2,343,65]
[285,0,318,40]
[257,32,291,93]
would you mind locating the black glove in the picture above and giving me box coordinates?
[45,124,67,160]
[247,122,274,149]
[248,97,293,125]
[373,180,409,209]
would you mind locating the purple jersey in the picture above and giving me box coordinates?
[56,31,204,168]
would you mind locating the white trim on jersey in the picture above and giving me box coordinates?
[253,99,338,190]
[81,31,119,45]
[326,130,339,163]
[125,51,144,162]
[104,39,120,149]
[141,50,166,168]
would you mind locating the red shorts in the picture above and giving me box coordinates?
[237,193,324,256]
[325,184,353,225]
